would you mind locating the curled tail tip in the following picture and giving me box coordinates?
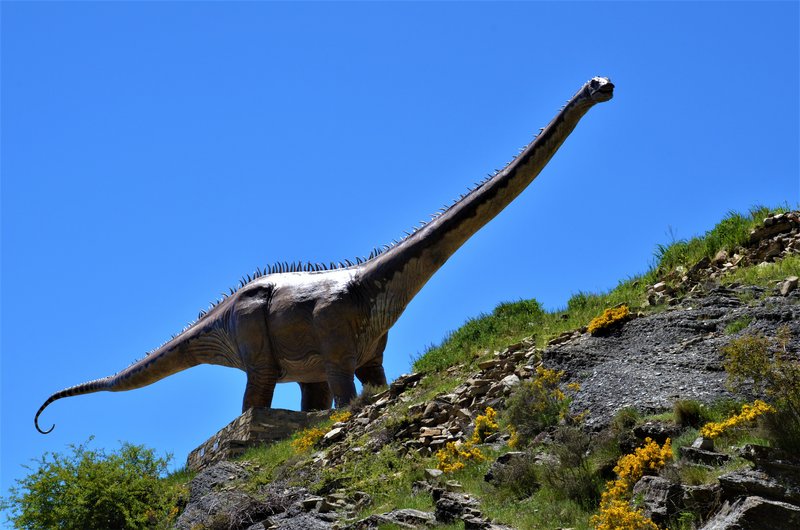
[35,398,57,434]
[35,407,55,434]
[35,419,55,434]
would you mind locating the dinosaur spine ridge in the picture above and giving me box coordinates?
[191,155,515,326]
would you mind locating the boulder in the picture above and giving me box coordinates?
[680,446,731,466]
[699,496,800,530]
[780,276,799,296]
[632,476,683,524]
[432,488,482,523]
[718,469,800,505]
[484,452,528,486]
[343,508,436,529]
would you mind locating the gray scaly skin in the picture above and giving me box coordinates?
[35,77,614,434]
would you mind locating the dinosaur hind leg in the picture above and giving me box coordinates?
[355,364,387,388]
[355,333,388,388]
[299,382,332,411]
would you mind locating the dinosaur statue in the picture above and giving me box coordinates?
[35,76,614,434]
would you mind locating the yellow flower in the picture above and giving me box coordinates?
[330,410,352,424]
[291,427,328,452]
[699,400,775,439]
[588,305,630,335]
[470,407,500,444]
[592,438,671,530]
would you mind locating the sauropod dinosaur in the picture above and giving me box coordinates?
[35,76,614,433]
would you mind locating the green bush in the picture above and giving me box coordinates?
[505,367,572,443]
[348,383,388,413]
[539,426,601,509]
[1,438,181,529]
[673,399,705,428]
[491,451,540,499]
[722,327,800,452]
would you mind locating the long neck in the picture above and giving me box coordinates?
[357,88,601,328]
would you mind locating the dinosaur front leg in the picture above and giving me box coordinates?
[299,381,332,411]
[242,370,276,412]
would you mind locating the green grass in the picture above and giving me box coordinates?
[237,438,297,481]
[412,298,546,373]
[653,205,788,272]
[414,205,791,374]
[413,273,654,373]
[724,316,753,335]
[722,253,800,287]
[441,447,594,530]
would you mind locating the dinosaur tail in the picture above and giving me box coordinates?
[34,328,214,434]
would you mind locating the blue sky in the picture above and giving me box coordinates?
[2,1,798,501]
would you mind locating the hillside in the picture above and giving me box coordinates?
[6,208,800,530]
[164,208,800,530]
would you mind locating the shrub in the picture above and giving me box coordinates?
[470,407,499,444]
[587,305,630,336]
[347,383,387,413]
[435,441,485,473]
[291,427,328,453]
[699,400,775,439]
[330,410,352,424]
[609,407,643,454]
[721,328,800,451]
[673,399,705,428]
[0,438,180,529]
[540,426,602,509]
[505,367,576,444]
[437,408,497,472]
[491,451,540,499]
[590,438,672,530]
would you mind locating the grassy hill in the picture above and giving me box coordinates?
[4,205,799,530]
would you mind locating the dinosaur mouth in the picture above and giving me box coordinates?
[591,81,615,102]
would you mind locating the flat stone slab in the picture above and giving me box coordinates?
[187,407,329,471]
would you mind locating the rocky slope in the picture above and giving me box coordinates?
[175,211,800,530]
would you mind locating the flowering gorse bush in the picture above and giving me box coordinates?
[588,305,630,335]
[291,409,353,453]
[591,499,658,530]
[435,407,498,472]
[699,400,775,439]
[435,441,486,472]
[505,366,580,444]
[721,328,800,451]
[291,427,328,453]
[591,437,672,530]
[330,410,352,424]
[507,426,520,449]
[470,407,499,444]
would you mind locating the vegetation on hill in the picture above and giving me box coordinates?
[0,438,185,529]
[414,204,794,374]
[4,205,798,529]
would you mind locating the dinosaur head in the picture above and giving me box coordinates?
[586,76,614,103]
